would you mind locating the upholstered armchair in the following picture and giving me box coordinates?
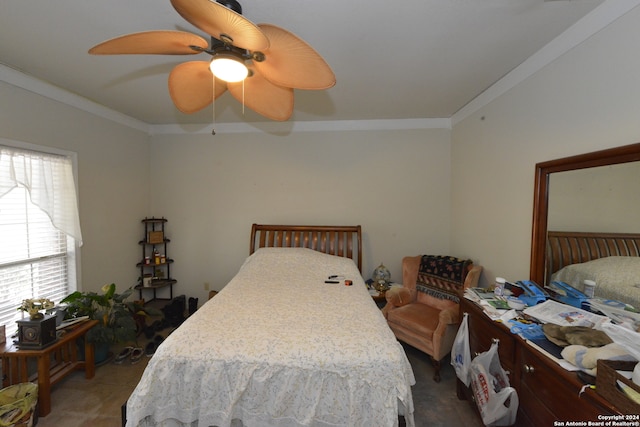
[382,255,482,382]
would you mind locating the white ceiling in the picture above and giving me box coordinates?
[2,0,634,128]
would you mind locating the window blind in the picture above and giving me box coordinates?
[0,145,79,337]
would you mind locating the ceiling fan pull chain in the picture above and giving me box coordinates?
[242,79,245,116]
[211,74,216,135]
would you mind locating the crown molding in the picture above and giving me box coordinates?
[149,118,451,135]
[1,64,151,133]
[452,0,640,125]
[2,63,449,134]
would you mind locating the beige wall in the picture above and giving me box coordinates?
[1,82,454,303]
[451,7,640,286]
[148,129,453,302]
[0,82,151,293]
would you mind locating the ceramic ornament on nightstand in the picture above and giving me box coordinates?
[372,263,391,292]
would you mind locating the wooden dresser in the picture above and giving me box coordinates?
[457,297,620,426]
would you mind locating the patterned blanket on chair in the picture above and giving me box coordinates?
[416,255,471,302]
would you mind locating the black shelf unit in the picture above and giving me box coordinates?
[135,217,176,303]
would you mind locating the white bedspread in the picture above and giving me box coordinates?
[126,248,415,427]
[551,256,640,309]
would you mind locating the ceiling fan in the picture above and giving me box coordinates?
[88,0,336,121]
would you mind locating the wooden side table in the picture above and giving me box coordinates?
[370,283,402,308]
[371,290,387,309]
[371,290,386,303]
[1,319,98,417]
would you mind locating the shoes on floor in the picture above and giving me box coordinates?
[114,346,133,364]
[130,347,144,364]
[145,334,165,357]
[145,341,156,357]
[115,346,145,364]
[188,297,198,315]
[144,318,170,339]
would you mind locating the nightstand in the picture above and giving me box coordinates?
[371,290,387,307]
[369,283,403,308]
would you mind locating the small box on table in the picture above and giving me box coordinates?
[16,314,57,349]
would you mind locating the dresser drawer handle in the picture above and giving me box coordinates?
[524,364,535,374]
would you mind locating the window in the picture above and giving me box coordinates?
[0,142,82,337]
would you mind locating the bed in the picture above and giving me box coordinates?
[546,231,640,308]
[125,224,415,427]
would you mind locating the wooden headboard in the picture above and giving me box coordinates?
[546,231,640,282]
[250,224,363,273]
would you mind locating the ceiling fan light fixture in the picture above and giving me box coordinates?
[90,0,335,121]
[209,52,248,82]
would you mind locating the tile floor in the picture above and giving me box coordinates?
[33,347,148,427]
[32,341,481,427]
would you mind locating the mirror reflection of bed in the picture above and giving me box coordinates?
[530,142,640,311]
[546,231,640,309]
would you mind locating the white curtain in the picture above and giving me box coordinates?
[0,146,83,245]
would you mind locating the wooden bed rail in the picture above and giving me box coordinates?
[250,224,363,273]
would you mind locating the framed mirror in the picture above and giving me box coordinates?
[529,142,640,284]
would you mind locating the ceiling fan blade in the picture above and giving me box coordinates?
[171,0,269,52]
[168,61,227,114]
[253,24,335,90]
[227,67,293,121]
[89,31,208,55]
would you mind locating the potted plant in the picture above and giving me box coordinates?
[17,298,56,320]
[61,283,156,362]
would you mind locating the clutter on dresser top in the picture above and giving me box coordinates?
[463,278,640,382]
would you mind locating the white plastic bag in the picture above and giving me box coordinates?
[470,342,519,426]
[451,312,471,386]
